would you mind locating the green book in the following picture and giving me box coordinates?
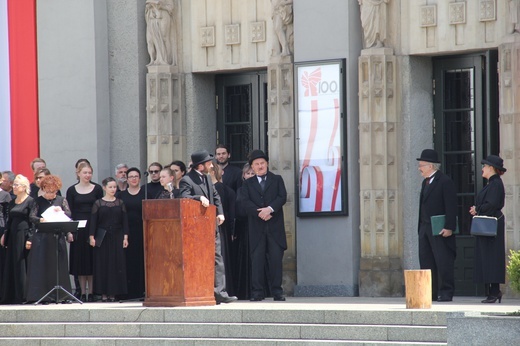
[431,215,459,236]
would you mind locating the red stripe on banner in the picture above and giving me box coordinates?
[8,0,39,177]
[314,166,323,212]
[302,100,319,169]
[331,169,341,211]
[328,99,340,150]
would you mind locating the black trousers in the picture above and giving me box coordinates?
[418,222,456,299]
[251,231,284,298]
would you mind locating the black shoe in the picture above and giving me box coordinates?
[218,296,237,304]
[61,300,72,304]
[80,294,87,303]
[273,295,286,301]
[250,296,264,301]
[482,292,502,303]
[87,295,94,302]
[437,296,452,302]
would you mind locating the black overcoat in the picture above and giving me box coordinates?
[240,171,287,251]
[474,174,505,283]
[418,170,458,231]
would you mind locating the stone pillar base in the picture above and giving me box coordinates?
[359,257,403,297]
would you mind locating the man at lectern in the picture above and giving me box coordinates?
[179,150,237,304]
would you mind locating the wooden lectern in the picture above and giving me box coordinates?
[142,198,216,307]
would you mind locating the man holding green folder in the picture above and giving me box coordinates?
[417,149,457,302]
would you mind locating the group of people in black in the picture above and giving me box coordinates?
[417,149,507,304]
[0,145,288,304]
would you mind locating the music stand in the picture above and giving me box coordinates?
[34,221,82,305]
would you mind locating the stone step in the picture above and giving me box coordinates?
[0,322,446,343]
[0,308,447,326]
[0,338,448,346]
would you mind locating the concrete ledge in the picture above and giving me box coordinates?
[447,311,520,345]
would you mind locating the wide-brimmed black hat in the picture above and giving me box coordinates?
[416,149,440,164]
[482,155,506,172]
[191,150,213,167]
[248,150,269,165]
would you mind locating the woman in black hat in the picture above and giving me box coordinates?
[469,155,506,303]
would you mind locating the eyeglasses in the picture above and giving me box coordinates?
[35,176,45,180]
[149,170,160,174]
[12,183,24,188]
[127,175,140,179]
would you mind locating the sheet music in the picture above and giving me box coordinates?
[77,220,87,228]
[41,208,72,222]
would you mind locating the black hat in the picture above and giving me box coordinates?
[191,150,213,167]
[482,155,507,172]
[248,150,269,165]
[416,149,440,163]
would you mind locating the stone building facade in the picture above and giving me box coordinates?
[6,0,518,296]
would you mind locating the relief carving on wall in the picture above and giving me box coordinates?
[200,27,216,47]
[145,0,176,66]
[225,24,241,45]
[479,0,496,22]
[271,0,293,56]
[420,5,437,27]
[358,0,390,48]
[510,0,520,33]
[449,2,466,25]
[251,22,266,43]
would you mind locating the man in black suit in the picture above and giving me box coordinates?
[240,150,287,301]
[215,144,242,192]
[179,150,237,304]
[417,149,457,302]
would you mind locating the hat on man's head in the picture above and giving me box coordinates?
[191,150,214,167]
[416,149,440,163]
[248,150,269,166]
[481,155,507,172]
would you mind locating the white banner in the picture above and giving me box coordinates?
[296,62,344,214]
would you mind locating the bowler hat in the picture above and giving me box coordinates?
[481,155,506,172]
[248,150,269,165]
[416,149,440,163]
[191,150,213,167]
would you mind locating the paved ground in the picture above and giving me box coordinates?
[0,296,518,314]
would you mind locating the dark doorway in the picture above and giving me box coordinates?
[216,72,268,168]
[433,51,499,296]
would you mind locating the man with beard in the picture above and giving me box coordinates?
[115,163,129,192]
[180,150,237,304]
[215,144,242,192]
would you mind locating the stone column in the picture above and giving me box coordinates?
[358,48,402,296]
[267,0,296,294]
[499,34,520,260]
[145,0,185,165]
[146,65,185,165]
[267,55,296,294]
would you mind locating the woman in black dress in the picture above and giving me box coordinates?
[66,161,103,302]
[26,175,73,303]
[0,174,34,304]
[211,160,236,296]
[117,167,145,299]
[469,155,506,303]
[89,177,129,302]
[234,163,256,300]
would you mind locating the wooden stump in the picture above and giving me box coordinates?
[404,269,432,309]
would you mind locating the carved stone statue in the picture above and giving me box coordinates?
[510,0,520,34]
[358,0,390,49]
[145,0,176,66]
[271,0,293,56]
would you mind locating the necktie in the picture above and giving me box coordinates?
[425,178,430,185]
[260,175,266,191]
